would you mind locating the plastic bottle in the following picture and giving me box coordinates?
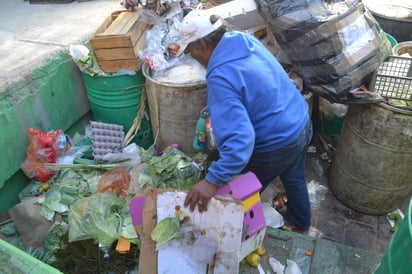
[99,243,111,260]
[206,118,217,150]
[193,111,208,151]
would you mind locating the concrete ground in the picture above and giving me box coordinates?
[248,122,411,273]
[284,125,410,255]
[0,0,121,91]
[248,117,411,273]
[0,0,410,273]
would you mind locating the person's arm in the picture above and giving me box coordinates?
[184,82,255,212]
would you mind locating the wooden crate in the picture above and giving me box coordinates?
[90,10,150,73]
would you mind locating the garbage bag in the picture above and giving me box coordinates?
[21,128,71,182]
[256,0,392,103]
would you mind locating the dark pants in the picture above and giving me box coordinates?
[242,121,313,228]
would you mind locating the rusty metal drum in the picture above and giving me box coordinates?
[329,103,412,215]
[143,63,208,155]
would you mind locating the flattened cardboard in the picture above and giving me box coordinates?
[138,188,244,274]
[138,187,167,274]
[156,191,244,274]
[8,197,53,249]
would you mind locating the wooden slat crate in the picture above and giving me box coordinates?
[90,10,150,73]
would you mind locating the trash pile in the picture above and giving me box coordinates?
[3,0,412,273]
[3,121,208,272]
[3,2,224,271]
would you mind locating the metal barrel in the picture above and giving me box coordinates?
[143,63,208,155]
[329,103,412,215]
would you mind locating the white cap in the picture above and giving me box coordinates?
[176,9,223,57]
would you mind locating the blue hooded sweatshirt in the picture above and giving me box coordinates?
[205,31,309,187]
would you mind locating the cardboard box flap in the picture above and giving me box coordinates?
[137,187,167,274]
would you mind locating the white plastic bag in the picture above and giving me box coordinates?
[262,202,284,228]
[285,259,303,274]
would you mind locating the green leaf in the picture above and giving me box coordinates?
[151,217,182,245]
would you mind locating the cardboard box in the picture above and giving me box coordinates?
[216,172,262,200]
[239,228,267,260]
[90,10,149,73]
[131,173,267,274]
[242,201,266,242]
[216,172,266,249]
[135,188,244,274]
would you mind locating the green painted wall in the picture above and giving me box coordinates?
[0,51,91,212]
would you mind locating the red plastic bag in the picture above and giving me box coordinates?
[20,128,64,182]
[97,167,131,198]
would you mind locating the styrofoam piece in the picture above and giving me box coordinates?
[90,121,124,161]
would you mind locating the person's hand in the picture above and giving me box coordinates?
[184,179,218,213]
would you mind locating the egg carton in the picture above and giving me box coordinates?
[90,121,124,161]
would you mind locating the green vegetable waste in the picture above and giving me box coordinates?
[389,212,403,233]
[151,217,182,245]
[40,169,103,221]
[138,145,205,190]
[68,192,136,247]
[11,168,137,267]
[3,143,211,272]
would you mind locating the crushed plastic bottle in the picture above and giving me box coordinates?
[99,243,111,260]
[273,195,288,210]
[206,117,217,150]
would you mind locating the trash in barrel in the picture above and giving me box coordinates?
[143,60,208,155]
[69,44,153,149]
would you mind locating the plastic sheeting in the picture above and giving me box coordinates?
[256,0,392,103]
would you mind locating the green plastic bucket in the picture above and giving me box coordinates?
[385,32,398,47]
[81,71,153,149]
[319,113,345,137]
[375,197,412,273]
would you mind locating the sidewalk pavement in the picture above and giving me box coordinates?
[0,0,121,91]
